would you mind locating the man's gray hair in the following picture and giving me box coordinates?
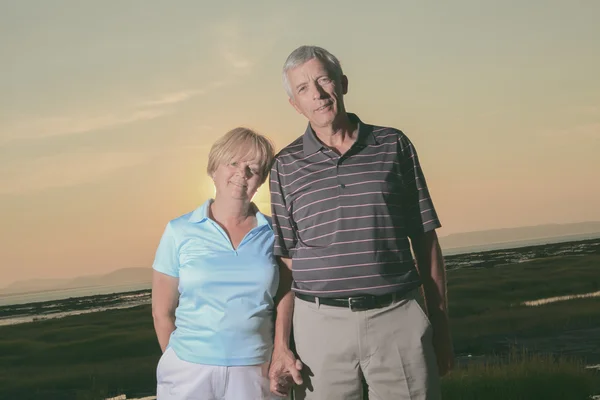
[282,45,343,98]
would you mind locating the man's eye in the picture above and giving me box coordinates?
[230,161,238,166]
[298,87,306,93]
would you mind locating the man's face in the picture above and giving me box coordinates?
[286,58,348,129]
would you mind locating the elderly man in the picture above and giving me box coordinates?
[268,45,454,400]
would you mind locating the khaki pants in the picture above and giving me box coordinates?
[292,291,441,400]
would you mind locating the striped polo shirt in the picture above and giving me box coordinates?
[269,113,441,298]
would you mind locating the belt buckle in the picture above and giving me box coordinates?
[348,297,371,311]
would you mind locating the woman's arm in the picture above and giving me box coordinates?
[151,270,179,352]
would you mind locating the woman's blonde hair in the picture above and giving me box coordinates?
[207,127,275,184]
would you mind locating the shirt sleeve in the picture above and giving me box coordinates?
[152,222,180,277]
[269,159,298,258]
[399,134,442,236]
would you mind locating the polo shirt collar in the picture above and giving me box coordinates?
[188,199,211,223]
[302,113,377,157]
[255,209,273,231]
[189,199,273,231]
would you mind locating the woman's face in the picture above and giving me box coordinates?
[213,154,263,202]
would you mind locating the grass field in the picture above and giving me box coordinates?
[0,305,158,399]
[441,349,597,400]
[448,254,600,357]
[0,254,599,399]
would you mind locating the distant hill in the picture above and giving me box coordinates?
[2,278,72,293]
[439,221,600,253]
[3,222,600,295]
[1,267,152,295]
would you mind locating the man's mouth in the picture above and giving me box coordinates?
[316,103,332,112]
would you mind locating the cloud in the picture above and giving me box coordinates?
[0,151,153,195]
[1,12,287,148]
[540,123,600,139]
[216,20,255,74]
[0,87,206,145]
[2,109,170,142]
[222,49,253,71]
[582,106,600,115]
[0,122,217,196]
[138,90,204,107]
[210,15,284,75]
[570,105,600,116]
[570,123,600,138]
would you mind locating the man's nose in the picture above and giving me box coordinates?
[311,83,327,99]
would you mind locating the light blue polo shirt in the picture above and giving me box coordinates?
[152,199,279,366]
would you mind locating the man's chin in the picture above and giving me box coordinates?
[311,115,335,128]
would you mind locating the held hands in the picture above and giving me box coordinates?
[268,346,303,397]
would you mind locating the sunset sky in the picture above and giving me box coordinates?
[1,1,599,286]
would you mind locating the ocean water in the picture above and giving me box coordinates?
[0,286,151,326]
[443,236,599,269]
[0,283,151,307]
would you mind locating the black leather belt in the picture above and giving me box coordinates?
[295,291,400,311]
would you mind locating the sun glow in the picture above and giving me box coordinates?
[253,185,272,215]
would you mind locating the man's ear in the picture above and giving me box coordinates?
[288,97,303,115]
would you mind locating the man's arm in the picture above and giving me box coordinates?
[273,257,295,350]
[268,158,303,395]
[410,229,454,376]
[411,229,447,315]
[269,257,303,396]
[151,270,179,352]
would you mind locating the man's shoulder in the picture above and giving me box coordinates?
[362,120,418,155]
[368,121,410,143]
[273,135,304,162]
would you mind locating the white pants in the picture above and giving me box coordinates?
[156,347,283,400]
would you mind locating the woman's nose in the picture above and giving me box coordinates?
[235,165,251,178]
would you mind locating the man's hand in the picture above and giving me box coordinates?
[269,346,303,397]
[430,312,454,376]
[410,230,454,377]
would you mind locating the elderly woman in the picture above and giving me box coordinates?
[151,127,280,399]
